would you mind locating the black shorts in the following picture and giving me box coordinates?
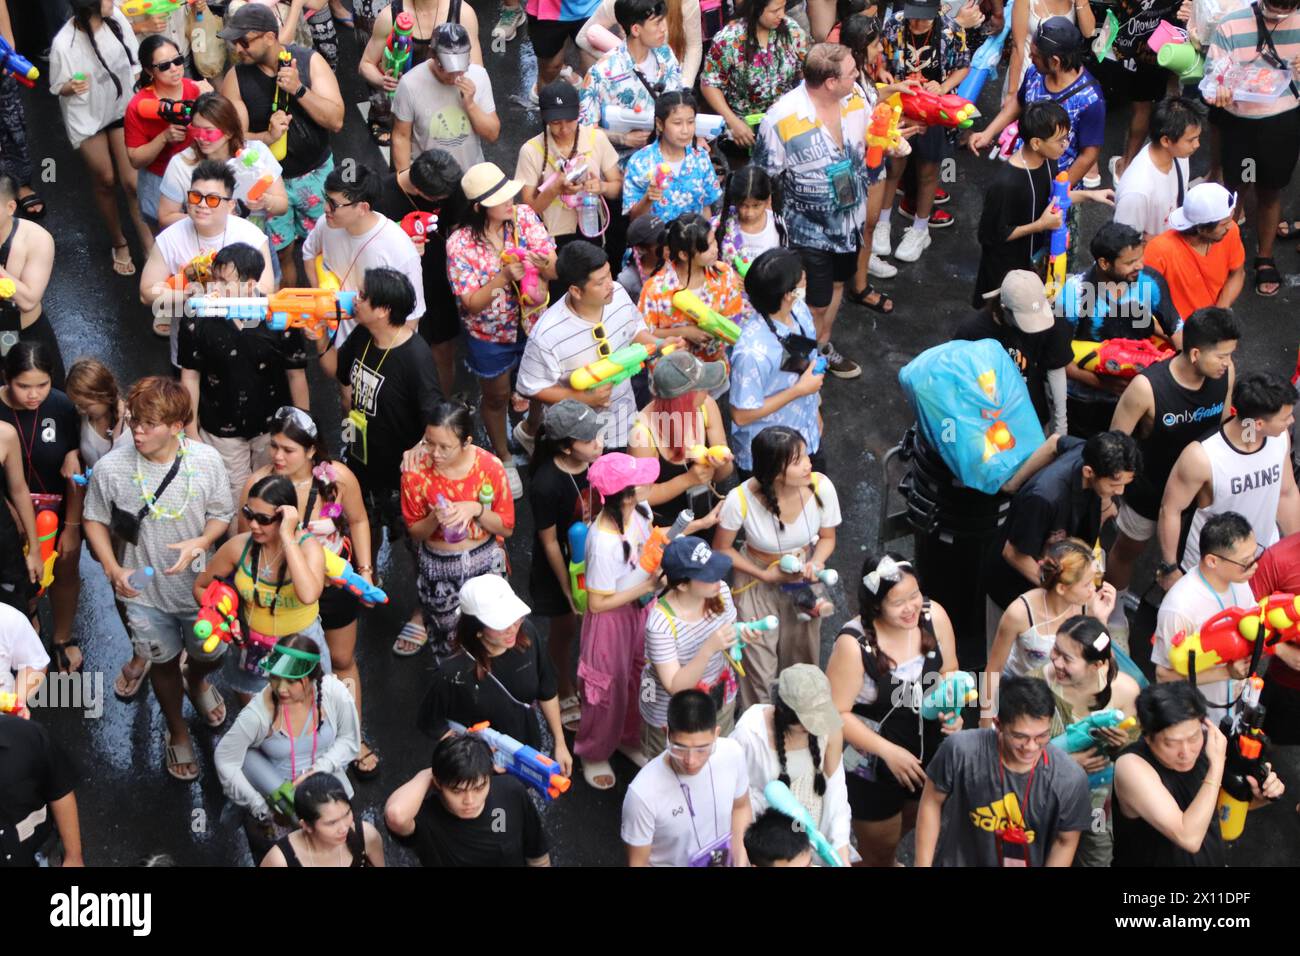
[99,116,126,135]
[911,124,952,164]
[526,14,584,60]
[319,581,359,630]
[418,290,461,345]
[846,763,921,822]
[1217,107,1300,192]
[1095,57,1171,104]
[795,246,858,308]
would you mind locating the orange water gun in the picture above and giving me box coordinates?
[165,248,217,291]
[866,94,902,170]
[31,509,58,596]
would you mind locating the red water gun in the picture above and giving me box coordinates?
[897,87,978,129]
[193,579,242,654]
[400,210,439,244]
[1070,338,1175,379]
[1165,593,1300,676]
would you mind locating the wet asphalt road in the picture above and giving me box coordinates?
[20,7,1300,865]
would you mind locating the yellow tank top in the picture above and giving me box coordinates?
[234,535,320,636]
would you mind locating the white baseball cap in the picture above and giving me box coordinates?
[1168,182,1237,231]
[995,270,1054,334]
[459,575,531,630]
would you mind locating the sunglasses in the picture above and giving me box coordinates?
[152,55,186,70]
[590,322,611,358]
[242,505,282,526]
[232,34,264,50]
[187,190,231,208]
[189,126,225,143]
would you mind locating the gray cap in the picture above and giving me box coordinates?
[903,0,941,20]
[218,3,280,41]
[651,349,727,399]
[543,399,605,442]
[777,665,842,738]
[625,215,665,249]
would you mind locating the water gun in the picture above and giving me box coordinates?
[955,0,1014,102]
[0,690,25,716]
[30,509,58,597]
[672,289,740,345]
[0,277,13,298]
[652,162,672,193]
[1050,708,1137,787]
[384,11,415,96]
[1070,338,1174,379]
[728,615,778,677]
[919,670,978,725]
[897,87,978,129]
[599,102,654,133]
[866,93,902,170]
[0,36,39,88]
[1167,604,1269,675]
[639,509,694,574]
[166,248,217,291]
[323,549,389,605]
[187,289,358,339]
[120,0,197,17]
[743,113,764,128]
[268,780,298,824]
[776,553,839,586]
[72,468,92,487]
[234,147,276,205]
[193,579,241,653]
[732,252,754,278]
[570,342,672,391]
[763,780,846,867]
[269,50,293,161]
[449,720,572,801]
[400,210,439,243]
[687,444,733,467]
[501,245,547,311]
[1045,171,1071,300]
[314,254,342,292]
[1217,676,1272,841]
[567,522,589,614]
[989,121,1019,161]
[695,113,726,141]
[138,96,194,126]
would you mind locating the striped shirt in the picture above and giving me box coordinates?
[1209,4,1300,118]
[515,284,648,447]
[640,582,738,728]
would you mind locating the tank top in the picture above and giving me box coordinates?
[1128,359,1229,518]
[1181,426,1287,570]
[390,0,435,66]
[273,817,369,867]
[1005,593,1085,679]
[1112,738,1226,867]
[0,220,22,346]
[234,43,330,179]
[631,404,715,525]
[234,535,321,636]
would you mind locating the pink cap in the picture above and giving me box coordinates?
[587,453,660,498]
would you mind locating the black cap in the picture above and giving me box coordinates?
[540,81,580,122]
[1034,16,1084,55]
[625,215,664,248]
[903,0,940,20]
[218,4,279,41]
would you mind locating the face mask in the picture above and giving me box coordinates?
[792,286,807,302]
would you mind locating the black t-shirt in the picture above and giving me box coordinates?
[953,309,1074,427]
[986,442,1102,609]
[1111,0,1184,64]
[526,457,595,608]
[178,316,310,439]
[401,774,548,867]
[335,327,441,494]
[417,621,559,749]
[974,158,1057,304]
[0,390,80,497]
[374,173,463,335]
[0,713,77,867]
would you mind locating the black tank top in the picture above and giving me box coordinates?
[391,0,435,66]
[1111,738,1226,867]
[0,220,22,342]
[1127,358,1229,517]
[273,820,369,867]
[234,43,331,179]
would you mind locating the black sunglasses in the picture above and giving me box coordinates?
[152,55,186,70]
[242,505,281,526]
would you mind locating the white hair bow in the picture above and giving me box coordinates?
[864,556,911,594]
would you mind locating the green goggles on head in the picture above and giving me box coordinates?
[258,643,322,680]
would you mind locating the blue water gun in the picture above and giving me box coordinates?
[1050,708,1137,789]
[72,468,92,487]
[322,550,388,605]
[764,780,846,867]
[919,671,978,725]
[448,721,572,801]
[1045,171,1072,300]
[955,0,1014,103]
[0,35,39,88]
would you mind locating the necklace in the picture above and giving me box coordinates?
[131,438,197,520]
[303,831,345,867]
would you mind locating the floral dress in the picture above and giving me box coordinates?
[622,140,722,222]
[445,204,556,342]
[637,261,744,371]
[700,18,809,117]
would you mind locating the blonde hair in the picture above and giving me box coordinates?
[1038,537,1095,591]
[65,358,121,428]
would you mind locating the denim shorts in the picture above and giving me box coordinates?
[464,332,526,380]
[137,167,163,224]
[124,602,228,666]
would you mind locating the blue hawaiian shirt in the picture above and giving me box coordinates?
[579,43,682,164]
[622,140,722,221]
[728,300,822,470]
[1013,66,1105,172]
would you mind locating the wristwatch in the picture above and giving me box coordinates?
[292,85,307,100]
[1156,561,1180,578]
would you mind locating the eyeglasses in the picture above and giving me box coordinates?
[1209,544,1264,571]
[668,740,716,757]
[152,55,186,70]
[325,197,357,212]
[1004,730,1052,746]
[590,322,611,358]
[242,505,282,526]
[187,190,231,208]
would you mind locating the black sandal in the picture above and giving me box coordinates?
[52,638,83,675]
[349,739,382,781]
[367,119,392,148]
[847,283,895,314]
[18,192,45,220]
[1255,257,1281,297]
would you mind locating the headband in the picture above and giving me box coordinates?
[864,556,912,594]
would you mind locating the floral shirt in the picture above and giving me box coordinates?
[881,11,970,83]
[445,204,556,343]
[700,18,809,117]
[637,261,745,370]
[579,42,683,161]
[400,445,516,544]
[622,140,722,221]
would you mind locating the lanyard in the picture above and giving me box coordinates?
[673,762,721,851]
[282,695,319,781]
[995,752,1038,866]
[1196,569,1229,612]
[337,226,385,289]
[6,399,44,492]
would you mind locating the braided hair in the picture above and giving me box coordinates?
[71,0,136,101]
[750,426,822,533]
[772,686,827,796]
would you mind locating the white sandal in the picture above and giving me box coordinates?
[581,758,616,790]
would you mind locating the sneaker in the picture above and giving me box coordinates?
[897,200,955,228]
[1081,170,1102,188]
[819,341,861,379]
[492,5,525,41]
[558,65,580,85]
[872,220,893,256]
[512,418,536,457]
[1108,154,1123,186]
[894,227,932,263]
[504,462,524,500]
[868,254,897,279]
[932,186,951,206]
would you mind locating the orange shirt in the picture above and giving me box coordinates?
[1143,220,1245,322]
[637,262,744,369]
[400,445,515,544]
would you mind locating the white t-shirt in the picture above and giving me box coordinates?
[1113,145,1191,239]
[516,285,648,448]
[0,603,49,695]
[159,140,284,207]
[737,209,781,257]
[584,508,653,595]
[1153,570,1254,724]
[49,9,140,149]
[392,61,495,173]
[621,736,748,866]
[301,214,426,345]
[718,475,842,554]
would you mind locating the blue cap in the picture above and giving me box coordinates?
[660,535,732,583]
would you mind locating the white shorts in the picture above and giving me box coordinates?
[1115,498,1156,541]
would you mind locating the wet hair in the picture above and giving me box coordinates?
[267,411,338,504]
[431,733,496,788]
[1136,681,1207,737]
[744,808,811,866]
[772,685,827,796]
[1057,614,1118,710]
[557,240,609,293]
[425,399,474,443]
[663,213,713,281]
[65,358,121,434]
[3,341,56,385]
[652,90,697,142]
[1089,221,1144,265]
[750,426,822,532]
[1181,307,1240,354]
[190,159,236,197]
[997,675,1056,724]
[715,166,773,255]
[745,247,805,316]
[135,35,181,91]
[1232,371,1297,422]
[71,0,136,100]
[855,551,935,677]
[667,688,717,734]
[292,772,366,868]
[1037,537,1095,591]
[361,267,416,326]
[803,42,851,87]
[1199,511,1253,561]
[615,0,667,34]
[1150,96,1205,147]
[1020,100,1070,146]
[125,376,191,427]
[212,242,266,284]
[410,148,464,201]
[324,164,383,209]
[596,485,652,564]
[186,92,246,160]
[840,13,882,75]
[454,612,533,680]
[1083,429,1141,480]
[268,632,326,732]
[741,0,796,96]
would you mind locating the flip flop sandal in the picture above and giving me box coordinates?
[114,659,152,701]
[164,730,200,782]
[392,621,428,656]
[1277,220,1300,240]
[18,192,46,221]
[350,740,382,780]
[184,667,227,728]
[367,118,392,147]
[581,758,616,790]
[559,694,582,731]
[1254,257,1281,297]
[111,243,136,276]
[52,639,83,675]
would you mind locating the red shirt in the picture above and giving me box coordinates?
[400,445,515,544]
[1251,532,1300,690]
[124,79,202,177]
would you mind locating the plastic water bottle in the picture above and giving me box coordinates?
[437,494,467,543]
[668,509,694,540]
[128,567,155,591]
[577,194,601,238]
[477,480,495,522]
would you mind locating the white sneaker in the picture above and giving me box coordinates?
[1081,170,1102,189]
[893,227,931,263]
[504,463,524,500]
[872,220,893,256]
[512,418,536,457]
[868,254,897,279]
[1109,154,1123,185]
[492,5,525,41]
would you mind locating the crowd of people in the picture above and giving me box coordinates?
[1,0,1299,870]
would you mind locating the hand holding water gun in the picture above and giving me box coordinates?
[672,289,740,345]
[193,579,241,653]
[449,721,572,800]
[383,11,415,95]
[919,671,978,726]
[187,289,358,339]
[234,147,278,207]
[30,509,58,597]
[1217,676,1282,841]
[165,248,217,291]
[323,549,389,605]
[570,342,672,391]
[500,246,547,309]
[567,521,589,614]
[639,510,695,574]
[314,255,342,292]
[866,94,902,169]
[647,162,672,203]
[1045,171,1072,300]
[1070,338,1175,379]
[139,97,195,126]
[724,615,778,677]
[400,210,439,245]
[897,86,978,129]
[120,0,198,18]
[955,0,1014,101]
[1167,605,1262,675]
[0,36,39,88]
